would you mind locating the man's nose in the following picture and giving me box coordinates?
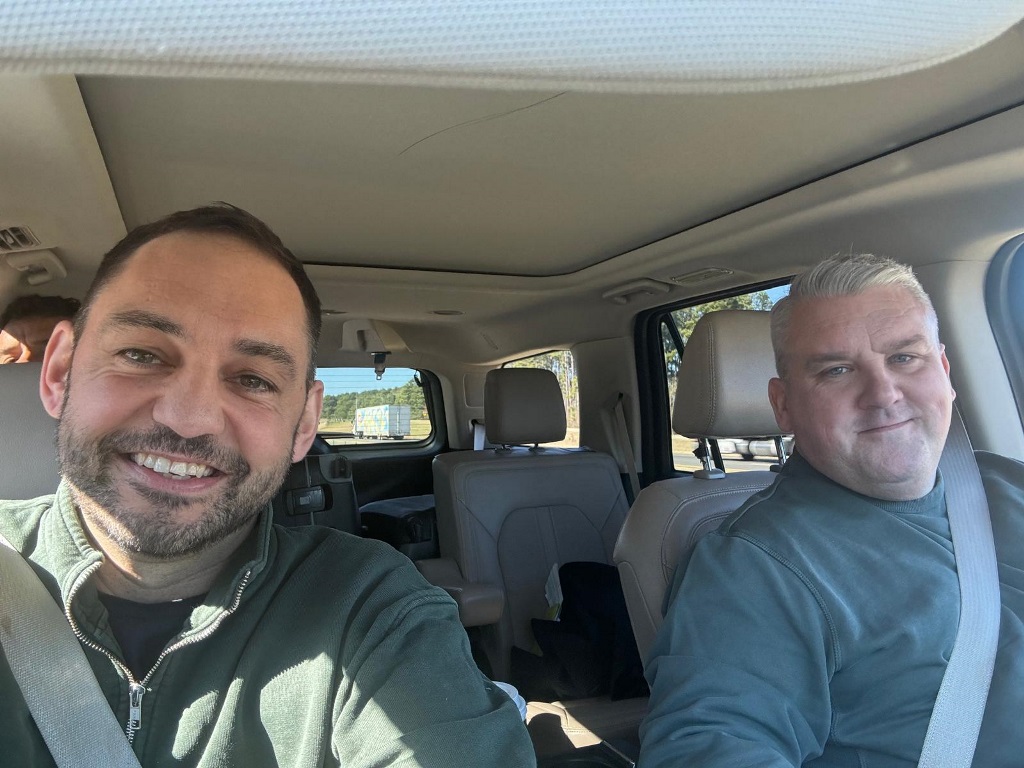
[858,365,902,409]
[151,367,227,439]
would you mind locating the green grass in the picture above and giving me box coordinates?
[319,418,433,439]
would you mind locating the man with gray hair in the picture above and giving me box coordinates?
[639,253,1024,766]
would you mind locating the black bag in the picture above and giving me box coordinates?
[512,561,648,702]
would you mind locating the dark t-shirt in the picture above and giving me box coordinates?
[98,592,206,679]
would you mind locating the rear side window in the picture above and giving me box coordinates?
[317,367,433,447]
[504,351,579,447]
[663,287,789,472]
[987,237,1024,427]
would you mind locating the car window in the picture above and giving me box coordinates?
[504,351,579,447]
[317,367,433,446]
[987,236,1024,426]
[663,285,790,472]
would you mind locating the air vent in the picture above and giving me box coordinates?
[0,225,41,252]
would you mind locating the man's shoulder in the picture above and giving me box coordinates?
[0,493,56,549]
[261,525,460,645]
[0,492,56,512]
[272,523,414,570]
[977,449,1024,483]
[268,523,442,601]
[976,450,1024,532]
[716,461,834,540]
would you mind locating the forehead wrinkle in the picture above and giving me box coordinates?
[105,309,186,339]
[233,338,298,377]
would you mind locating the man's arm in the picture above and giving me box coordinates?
[640,532,836,767]
[333,583,535,767]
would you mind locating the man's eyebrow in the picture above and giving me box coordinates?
[886,334,931,350]
[802,335,933,370]
[105,309,185,338]
[233,338,298,376]
[802,352,849,371]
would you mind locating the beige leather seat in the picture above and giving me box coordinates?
[614,310,786,662]
[0,362,59,500]
[431,367,631,681]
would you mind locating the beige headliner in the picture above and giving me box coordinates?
[3,23,1024,365]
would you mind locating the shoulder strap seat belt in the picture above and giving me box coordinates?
[609,392,640,502]
[0,533,142,768]
[918,407,1001,768]
[472,418,486,450]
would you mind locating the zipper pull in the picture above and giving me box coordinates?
[128,683,146,733]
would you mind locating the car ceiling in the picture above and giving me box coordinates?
[4,20,1024,365]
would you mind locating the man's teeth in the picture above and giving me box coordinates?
[132,453,214,479]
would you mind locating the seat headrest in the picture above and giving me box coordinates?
[0,362,60,499]
[673,310,782,439]
[484,368,567,445]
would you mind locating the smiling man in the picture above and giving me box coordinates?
[640,254,1024,767]
[0,204,534,767]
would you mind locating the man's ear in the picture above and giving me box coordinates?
[40,320,75,418]
[291,380,325,462]
[768,376,792,433]
[938,343,957,401]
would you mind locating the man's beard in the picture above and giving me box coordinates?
[56,416,294,559]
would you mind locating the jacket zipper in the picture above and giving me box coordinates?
[64,561,253,743]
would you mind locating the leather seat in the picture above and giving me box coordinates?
[431,367,631,681]
[0,362,59,500]
[614,310,786,661]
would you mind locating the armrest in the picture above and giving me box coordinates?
[415,558,505,627]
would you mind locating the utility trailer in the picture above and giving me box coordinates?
[353,404,412,439]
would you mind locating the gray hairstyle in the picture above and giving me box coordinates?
[771,253,939,377]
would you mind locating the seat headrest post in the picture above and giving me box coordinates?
[773,435,789,464]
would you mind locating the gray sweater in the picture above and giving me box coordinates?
[640,451,1024,767]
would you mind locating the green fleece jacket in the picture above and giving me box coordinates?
[0,482,536,767]
[641,451,1024,767]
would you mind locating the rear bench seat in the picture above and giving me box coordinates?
[427,368,646,750]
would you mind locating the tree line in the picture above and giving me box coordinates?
[320,376,426,425]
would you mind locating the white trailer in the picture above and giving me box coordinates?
[353,404,412,439]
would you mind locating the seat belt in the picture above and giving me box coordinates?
[609,392,640,502]
[472,419,486,450]
[918,408,1001,768]
[0,533,142,768]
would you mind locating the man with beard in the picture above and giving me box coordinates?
[639,254,1024,767]
[0,204,535,767]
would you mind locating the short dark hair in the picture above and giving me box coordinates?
[76,203,322,385]
[1,294,81,329]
